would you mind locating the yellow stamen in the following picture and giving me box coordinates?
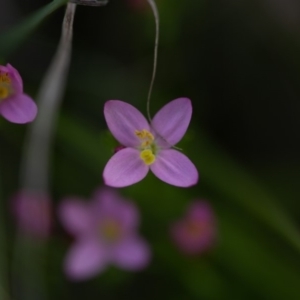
[140,149,156,165]
[0,73,11,84]
[135,129,154,141]
[101,220,120,241]
[0,86,9,99]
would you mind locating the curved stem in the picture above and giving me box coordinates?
[12,4,77,300]
[146,0,159,122]
[69,0,108,6]
[20,3,76,192]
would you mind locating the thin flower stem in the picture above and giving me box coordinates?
[21,3,76,192]
[146,0,159,122]
[12,4,77,300]
[0,177,10,300]
[145,1,182,151]
[69,0,108,6]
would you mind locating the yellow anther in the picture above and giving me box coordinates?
[140,149,156,165]
[0,86,9,99]
[100,220,120,241]
[135,129,154,141]
[0,73,11,84]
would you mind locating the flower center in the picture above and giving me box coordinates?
[0,73,11,84]
[135,129,156,165]
[0,73,12,100]
[99,219,121,242]
[0,86,9,99]
[185,220,207,238]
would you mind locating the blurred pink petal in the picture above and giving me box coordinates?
[59,187,150,280]
[92,188,140,231]
[112,236,151,270]
[58,198,94,237]
[12,190,52,239]
[64,238,107,280]
[171,201,217,255]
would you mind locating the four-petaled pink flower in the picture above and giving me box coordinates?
[58,188,150,280]
[11,190,52,239]
[171,201,217,255]
[103,98,198,187]
[0,64,37,123]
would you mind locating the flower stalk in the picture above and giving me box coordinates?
[69,0,109,6]
[21,3,76,192]
[12,3,77,300]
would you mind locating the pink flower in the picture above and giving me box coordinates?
[0,64,37,123]
[103,98,198,187]
[171,201,217,255]
[11,190,52,239]
[126,0,147,11]
[58,188,150,280]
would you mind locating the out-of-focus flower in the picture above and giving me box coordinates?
[0,64,37,124]
[126,0,147,11]
[171,201,217,255]
[58,188,150,280]
[103,98,198,187]
[11,190,52,239]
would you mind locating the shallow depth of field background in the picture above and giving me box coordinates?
[1,0,300,299]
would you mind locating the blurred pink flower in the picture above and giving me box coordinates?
[58,188,150,280]
[127,0,148,11]
[11,190,52,239]
[103,98,198,187]
[0,64,37,123]
[171,201,217,255]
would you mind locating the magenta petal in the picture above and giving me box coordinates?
[58,199,94,236]
[112,237,150,270]
[64,239,107,280]
[6,64,23,92]
[0,94,37,124]
[151,98,192,147]
[0,64,23,93]
[103,148,149,188]
[12,190,52,239]
[188,201,215,223]
[104,100,150,147]
[151,149,198,187]
[92,188,139,230]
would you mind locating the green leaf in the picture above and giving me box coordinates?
[0,0,68,59]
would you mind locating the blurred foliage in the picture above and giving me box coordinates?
[0,0,300,299]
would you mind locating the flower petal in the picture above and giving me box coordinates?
[92,188,140,230]
[188,201,215,223]
[104,100,150,147]
[6,64,23,93]
[11,190,52,239]
[112,237,150,270]
[58,199,94,237]
[171,220,215,255]
[64,239,107,280]
[103,148,149,188]
[0,64,23,93]
[151,98,192,147]
[0,94,37,124]
[150,149,198,187]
